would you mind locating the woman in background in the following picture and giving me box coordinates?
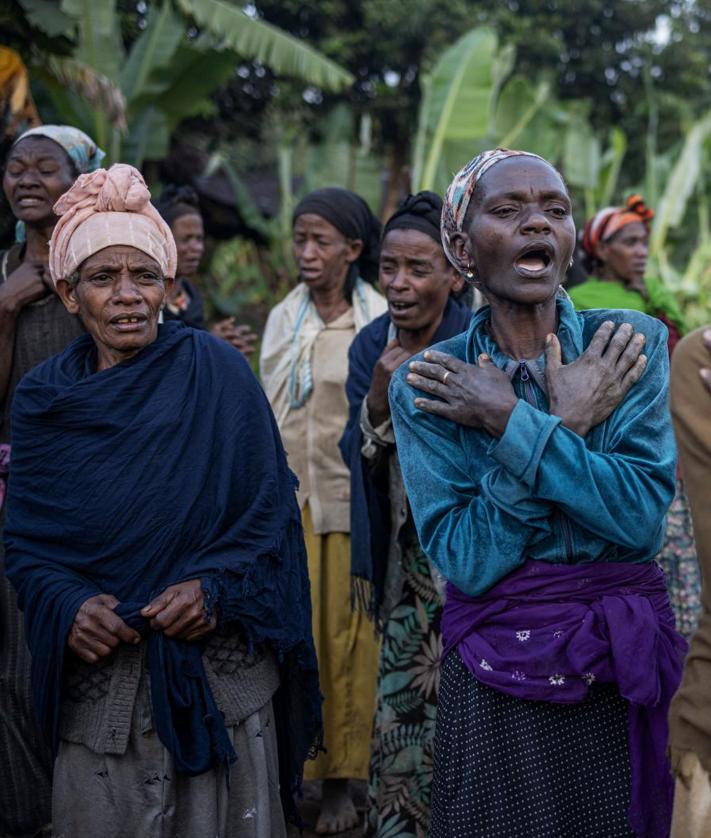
[571,196,699,639]
[0,123,104,838]
[156,184,257,354]
[341,191,472,836]
[260,187,386,835]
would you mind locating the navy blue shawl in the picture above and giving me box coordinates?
[339,298,473,619]
[4,322,321,817]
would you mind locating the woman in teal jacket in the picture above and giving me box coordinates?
[389,148,684,837]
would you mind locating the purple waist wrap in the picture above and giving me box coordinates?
[442,559,687,838]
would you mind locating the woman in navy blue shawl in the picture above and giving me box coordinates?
[340,191,472,836]
[3,164,321,834]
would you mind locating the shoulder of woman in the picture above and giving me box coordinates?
[580,307,669,350]
[361,281,387,306]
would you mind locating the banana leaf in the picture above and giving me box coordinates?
[651,109,711,254]
[595,127,627,209]
[121,3,185,107]
[175,0,353,92]
[60,0,123,83]
[413,27,502,193]
[17,0,75,37]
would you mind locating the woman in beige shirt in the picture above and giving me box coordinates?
[260,188,386,834]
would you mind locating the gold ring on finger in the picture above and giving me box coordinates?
[443,371,451,385]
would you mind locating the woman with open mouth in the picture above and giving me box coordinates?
[340,190,472,836]
[388,148,685,837]
[0,123,104,838]
[260,187,386,835]
[4,163,321,837]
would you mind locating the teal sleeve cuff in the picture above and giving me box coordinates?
[488,399,561,487]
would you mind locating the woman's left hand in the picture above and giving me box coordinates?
[141,579,217,641]
[407,349,518,437]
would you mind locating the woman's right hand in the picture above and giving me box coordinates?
[367,338,413,427]
[211,317,258,356]
[545,321,647,437]
[0,261,50,313]
[68,594,141,664]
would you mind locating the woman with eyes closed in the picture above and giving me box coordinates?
[4,164,321,838]
[388,149,686,837]
[260,187,386,835]
[340,191,472,837]
[0,123,104,838]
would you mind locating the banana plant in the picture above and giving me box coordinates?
[18,0,354,167]
[412,26,567,196]
[412,27,515,193]
[650,109,711,258]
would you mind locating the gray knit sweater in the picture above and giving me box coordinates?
[59,625,279,755]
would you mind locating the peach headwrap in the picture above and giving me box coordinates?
[49,163,177,285]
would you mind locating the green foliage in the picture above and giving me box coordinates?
[413,28,502,192]
[17,0,74,37]
[177,0,354,91]
[17,0,354,168]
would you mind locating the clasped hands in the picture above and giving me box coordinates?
[406,321,647,438]
[68,579,217,664]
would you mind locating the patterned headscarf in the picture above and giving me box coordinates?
[49,164,177,285]
[13,124,105,176]
[582,195,654,260]
[441,148,547,272]
[12,125,105,242]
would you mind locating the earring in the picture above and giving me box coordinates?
[466,265,475,279]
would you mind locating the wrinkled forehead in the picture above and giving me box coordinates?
[475,156,568,203]
[9,135,73,168]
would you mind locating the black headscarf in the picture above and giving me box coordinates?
[293,187,381,299]
[382,190,473,306]
[382,190,442,245]
[155,184,202,228]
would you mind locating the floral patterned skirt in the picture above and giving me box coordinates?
[366,539,444,838]
[657,479,701,639]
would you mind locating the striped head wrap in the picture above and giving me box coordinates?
[441,148,546,272]
[49,164,177,286]
[582,195,654,260]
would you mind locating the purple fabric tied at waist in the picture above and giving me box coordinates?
[442,559,687,838]
[0,444,9,511]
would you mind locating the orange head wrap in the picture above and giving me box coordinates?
[581,194,654,261]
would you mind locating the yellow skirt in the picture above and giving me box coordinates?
[302,504,379,781]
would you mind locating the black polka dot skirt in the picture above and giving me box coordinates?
[429,651,634,838]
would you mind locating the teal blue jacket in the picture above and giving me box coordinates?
[389,297,676,597]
